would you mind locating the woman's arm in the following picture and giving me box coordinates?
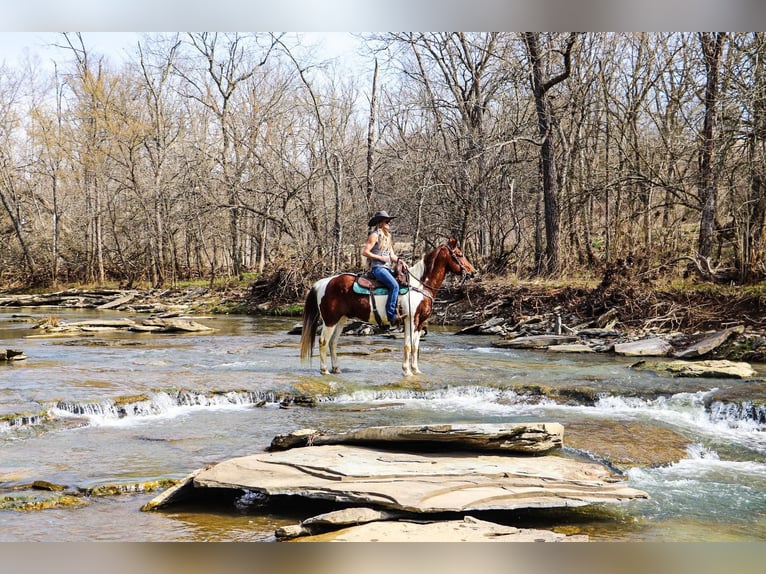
[362,231,388,264]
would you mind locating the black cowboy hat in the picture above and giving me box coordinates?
[368,210,396,227]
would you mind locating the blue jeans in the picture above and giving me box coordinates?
[371,266,399,322]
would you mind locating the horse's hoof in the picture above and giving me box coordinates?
[331,367,342,374]
[403,370,413,377]
[320,368,329,375]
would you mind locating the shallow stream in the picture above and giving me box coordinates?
[1,309,764,541]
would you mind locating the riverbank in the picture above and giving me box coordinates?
[4,272,766,363]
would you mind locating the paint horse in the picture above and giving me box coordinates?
[300,236,476,376]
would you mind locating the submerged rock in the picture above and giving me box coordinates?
[0,493,86,511]
[564,421,691,470]
[492,335,579,349]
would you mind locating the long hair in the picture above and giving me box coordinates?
[371,225,392,251]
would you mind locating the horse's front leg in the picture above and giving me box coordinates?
[402,318,414,376]
[410,328,423,375]
[318,323,335,375]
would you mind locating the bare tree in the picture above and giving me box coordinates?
[523,32,577,276]
[179,33,279,279]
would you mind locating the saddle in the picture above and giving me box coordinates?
[352,259,410,296]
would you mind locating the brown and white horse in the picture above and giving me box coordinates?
[300,236,476,376]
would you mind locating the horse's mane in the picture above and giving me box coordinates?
[409,245,441,283]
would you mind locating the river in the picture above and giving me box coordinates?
[1,308,765,541]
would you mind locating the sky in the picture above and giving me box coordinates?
[1,1,765,33]
[0,32,366,71]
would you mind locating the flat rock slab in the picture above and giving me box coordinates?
[294,516,589,542]
[269,423,564,454]
[614,337,673,357]
[144,444,648,514]
[672,326,745,358]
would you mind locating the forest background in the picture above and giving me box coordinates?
[1,32,765,323]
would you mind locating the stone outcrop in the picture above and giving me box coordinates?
[187,445,645,513]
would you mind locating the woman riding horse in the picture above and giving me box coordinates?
[300,236,476,376]
[361,210,401,326]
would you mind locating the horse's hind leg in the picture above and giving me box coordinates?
[329,317,347,373]
[318,323,335,375]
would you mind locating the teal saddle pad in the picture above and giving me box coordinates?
[352,282,409,296]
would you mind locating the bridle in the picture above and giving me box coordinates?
[408,244,472,298]
[446,244,471,281]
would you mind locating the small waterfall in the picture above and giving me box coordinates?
[706,400,766,427]
[52,389,281,421]
[0,412,50,433]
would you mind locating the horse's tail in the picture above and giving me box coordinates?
[300,285,320,363]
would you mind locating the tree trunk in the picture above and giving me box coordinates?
[366,58,378,207]
[697,32,725,259]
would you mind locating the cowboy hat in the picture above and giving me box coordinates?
[368,210,396,227]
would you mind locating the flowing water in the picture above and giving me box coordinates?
[1,308,765,541]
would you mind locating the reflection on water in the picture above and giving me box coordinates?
[1,308,765,541]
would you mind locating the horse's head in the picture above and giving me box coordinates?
[446,236,477,279]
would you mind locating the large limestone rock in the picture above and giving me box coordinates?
[144,444,648,514]
[632,359,756,379]
[268,423,564,454]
